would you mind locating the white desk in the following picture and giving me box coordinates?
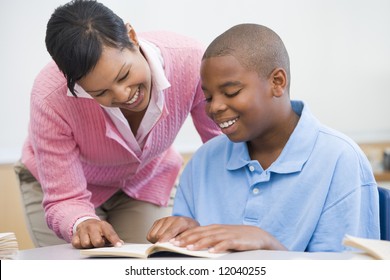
[7,245,386,280]
[15,244,374,260]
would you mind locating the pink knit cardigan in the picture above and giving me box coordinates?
[21,31,220,242]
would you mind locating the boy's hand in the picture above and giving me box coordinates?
[147,216,199,243]
[171,224,287,253]
[71,219,123,249]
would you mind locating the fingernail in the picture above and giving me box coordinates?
[186,244,194,250]
[115,241,123,247]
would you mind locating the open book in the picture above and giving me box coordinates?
[0,232,19,259]
[81,242,227,259]
[342,234,390,260]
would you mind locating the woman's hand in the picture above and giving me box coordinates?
[171,224,287,253]
[71,219,123,249]
[147,216,199,243]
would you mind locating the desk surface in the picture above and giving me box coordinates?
[15,244,374,260]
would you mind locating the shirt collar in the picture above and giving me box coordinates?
[139,39,171,92]
[226,100,320,174]
[67,83,92,98]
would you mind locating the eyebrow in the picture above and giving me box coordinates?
[219,81,242,88]
[201,80,242,91]
[85,62,127,94]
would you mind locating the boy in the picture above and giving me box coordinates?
[147,24,380,252]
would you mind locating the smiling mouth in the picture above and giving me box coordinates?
[125,87,140,105]
[218,117,239,129]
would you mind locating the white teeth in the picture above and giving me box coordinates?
[126,88,139,105]
[219,118,238,129]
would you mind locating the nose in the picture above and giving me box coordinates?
[111,85,131,103]
[208,96,227,115]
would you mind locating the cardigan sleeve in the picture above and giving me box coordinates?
[29,93,99,242]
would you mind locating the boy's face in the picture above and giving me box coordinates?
[200,55,276,143]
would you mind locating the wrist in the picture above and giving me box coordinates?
[72,216,100,235]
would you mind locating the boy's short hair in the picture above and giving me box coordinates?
[203,23,290,90]
[45,0,134,96]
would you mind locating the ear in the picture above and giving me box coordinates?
[270,68,287,97]
[125,23,139,47]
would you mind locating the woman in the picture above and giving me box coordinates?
[15,0,220,249]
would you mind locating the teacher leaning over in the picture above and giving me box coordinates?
[15,0,220,249]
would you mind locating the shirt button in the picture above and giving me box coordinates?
[249,165,255,172]
[252,188,259,195]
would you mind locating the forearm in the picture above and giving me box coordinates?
[45,199,98,242]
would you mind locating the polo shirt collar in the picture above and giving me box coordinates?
[226,100,320,174]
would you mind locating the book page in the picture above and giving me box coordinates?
[147,242,228,258]
[81,242,228,259]
[0,232,15,239]
[81,244,152,258]
[343,235,390,260]
[0,232,19,259]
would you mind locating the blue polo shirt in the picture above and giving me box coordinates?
[173,100,380,252]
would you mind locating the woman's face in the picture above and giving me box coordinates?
[78,46,152,112]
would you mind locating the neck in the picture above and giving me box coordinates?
[247,109,299,169]
[120,108,147,136]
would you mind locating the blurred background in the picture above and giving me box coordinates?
[1,0,390,162]
[1,0,390,249]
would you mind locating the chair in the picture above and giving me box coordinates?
[378,186,390,241]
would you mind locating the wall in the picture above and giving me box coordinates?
[1,0,390,163]
[0,164,34,249]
